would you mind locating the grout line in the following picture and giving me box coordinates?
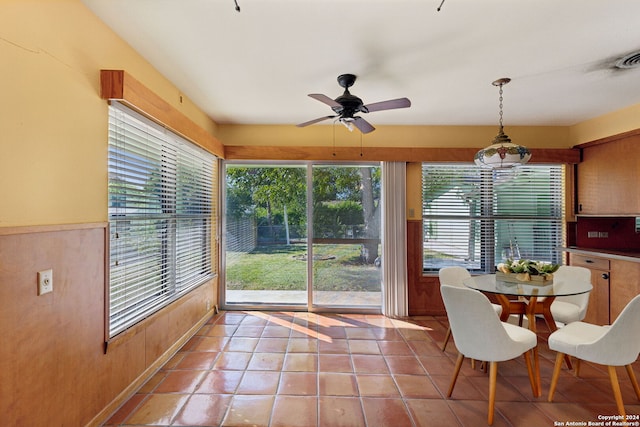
[105,311,638,426]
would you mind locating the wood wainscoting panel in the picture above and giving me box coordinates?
[145,281,216,364]
[0,224,216,426]
[0,225,108,426]
[407,220,446,316]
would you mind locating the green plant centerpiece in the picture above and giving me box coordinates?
[496,258,560,285]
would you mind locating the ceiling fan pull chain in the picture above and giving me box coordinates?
[233,0,240,12]
[437,0,446,11]
[332,120,337,157]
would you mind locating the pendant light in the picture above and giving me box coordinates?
[474,78,531,169]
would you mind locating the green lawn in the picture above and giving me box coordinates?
[226,243,381,292]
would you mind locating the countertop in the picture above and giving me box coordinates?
[560,247,640,263]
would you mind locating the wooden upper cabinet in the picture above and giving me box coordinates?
[577,132,640,215]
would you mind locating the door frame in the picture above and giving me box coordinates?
[220,160,382,314]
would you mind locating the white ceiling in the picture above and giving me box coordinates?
[83,0,640,128]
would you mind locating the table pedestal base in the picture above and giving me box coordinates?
[494,295,572,397]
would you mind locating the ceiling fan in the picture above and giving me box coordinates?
[296,74,411,134]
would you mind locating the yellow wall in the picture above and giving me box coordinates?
[216,108,640,150]
[2,1,639,229]
[0,0,217,228]
[0,2,218,425]
[405,163,423,221]
[568,103,640,145]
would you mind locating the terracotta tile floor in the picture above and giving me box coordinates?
[103,311,640,426]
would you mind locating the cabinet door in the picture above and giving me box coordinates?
[570,254,610,324]
[577,136,640,215]
[583,269,610,325]
[610,260,640,322]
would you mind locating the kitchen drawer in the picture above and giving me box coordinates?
[570,253,610,271]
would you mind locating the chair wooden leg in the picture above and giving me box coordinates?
[523,350,537,397]
[608,365,626,417]
[548,352,564,402]
[447,353,465,397]
[563,354,573,371]
[531,344,541,397]
[441,327,451,351]
[574,358,581,377]
[625,364,640,401]
[488,361,498,426]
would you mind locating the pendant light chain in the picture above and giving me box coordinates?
[492,77,510,132]
[474,77,531,168]
[498,82,504,131]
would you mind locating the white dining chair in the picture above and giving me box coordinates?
[549,265,592,326]
[441,284,538,425]
[547,294,640,417]
[439,266,502,352]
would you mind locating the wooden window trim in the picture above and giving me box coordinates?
[100,69,224,158]
[224,145,581,163]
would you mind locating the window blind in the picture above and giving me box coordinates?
[108,102,215,337]
[422,163,565,272]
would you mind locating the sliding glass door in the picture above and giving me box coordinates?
[224,164,308,305]
[222,162,381,311]
[311,165,382,308]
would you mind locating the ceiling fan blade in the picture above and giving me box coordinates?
[308,93,342,108]
[352,117,375,134]
[363,97,411,113]
[296,115,336,127]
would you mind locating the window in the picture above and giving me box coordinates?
[108,102,216,337]
[422,163,564,272]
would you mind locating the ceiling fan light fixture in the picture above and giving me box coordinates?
[474,78,531,169]
[340,118,354,132]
